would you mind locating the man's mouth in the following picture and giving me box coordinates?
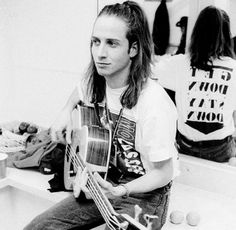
[96,62,110,67]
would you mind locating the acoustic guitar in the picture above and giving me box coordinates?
[64,103,157,230]
[64,102,112,190]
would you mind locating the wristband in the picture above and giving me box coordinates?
[119,184,130,198]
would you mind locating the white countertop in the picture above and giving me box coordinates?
[0,167,70,203]
[1,166,236,230]
[164,182,236,230]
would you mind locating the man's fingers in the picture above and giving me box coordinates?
[50,127,66,144]
[94,172,111,190]
[66,124,72,144]
[80,168,89,193]
[73,167,90,195]
[73,167,82,198]
[50,128,57,142]
[73,185,81,198]
[94,172,102,181]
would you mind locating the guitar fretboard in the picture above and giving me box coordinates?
[66,144,121,230]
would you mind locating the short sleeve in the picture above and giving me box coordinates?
[152,54,185,91]
[138,83,178,162]
[76,75,88,103]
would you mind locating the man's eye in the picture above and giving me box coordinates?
[108,41,118,47]
[92,39,100,46]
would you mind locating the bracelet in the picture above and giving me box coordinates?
[119,184,130,199]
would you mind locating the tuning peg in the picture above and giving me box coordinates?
[134,204,142,221]
[143,214,159,230]
[120,220,129,229]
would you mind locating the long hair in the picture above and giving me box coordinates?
[189,6,234,70]
[86,1,152,109]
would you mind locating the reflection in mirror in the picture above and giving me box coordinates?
[143,0,190,56]
[149,0,236,169]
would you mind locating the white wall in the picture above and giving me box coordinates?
[0,0,97,127]
[0,0,235,127]
[99,0,189,48]
[229,0,236,37]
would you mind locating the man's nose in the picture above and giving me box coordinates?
[97,44,107,58]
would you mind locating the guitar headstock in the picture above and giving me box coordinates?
[119,204,158,230]
[143,213,159,230]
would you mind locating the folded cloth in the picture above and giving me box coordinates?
[12,129,57,169]
[39,143,65,175]
[46,144,67,192]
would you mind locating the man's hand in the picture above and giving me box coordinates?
[50,109,72,144]
[94,173,127,198]
[73,168,127,199]
[73,167,89,198]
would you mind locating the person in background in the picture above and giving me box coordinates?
[153,5,236,163]
[24,1,178,230]
[175,16,188,55]
[232,36,236,56]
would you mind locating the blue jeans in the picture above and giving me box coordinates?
[24,181,172,230]
[176,131,236,162]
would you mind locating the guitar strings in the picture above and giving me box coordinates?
[66,145,120,230]
[66,144,121,230]
[66,145,111,219]
[86,181,119,230]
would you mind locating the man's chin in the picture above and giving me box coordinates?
[97,70,109,77]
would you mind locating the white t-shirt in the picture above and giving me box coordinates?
[153,54,236,141]
[77,77,179,177]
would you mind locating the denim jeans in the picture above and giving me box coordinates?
[176,131,236,162]
[24,181,172,230]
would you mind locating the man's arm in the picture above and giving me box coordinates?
[50,87,81,144]
[118,158,173,195]
[63,87,81,113]
[93,158,173,198]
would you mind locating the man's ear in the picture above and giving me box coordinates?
[129,42,138,58]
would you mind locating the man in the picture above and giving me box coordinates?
[24,2,177,230]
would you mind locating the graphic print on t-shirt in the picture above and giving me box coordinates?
[110,112,145,176]
[186,66,232,134]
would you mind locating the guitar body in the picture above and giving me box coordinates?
[64,104,112,190]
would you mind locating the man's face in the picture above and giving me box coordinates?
[91,15,135,87]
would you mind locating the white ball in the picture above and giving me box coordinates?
[228,157,236,167]
[186,211,200,226]
[169,210,184,224]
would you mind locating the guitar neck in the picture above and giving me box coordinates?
[73,147,119,221]
[121,214,149,230]
[77,152,149,230]
[84,162,116,215]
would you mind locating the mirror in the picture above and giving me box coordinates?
[138,0,236,169]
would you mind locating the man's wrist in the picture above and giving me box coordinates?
[119,184,130,198]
